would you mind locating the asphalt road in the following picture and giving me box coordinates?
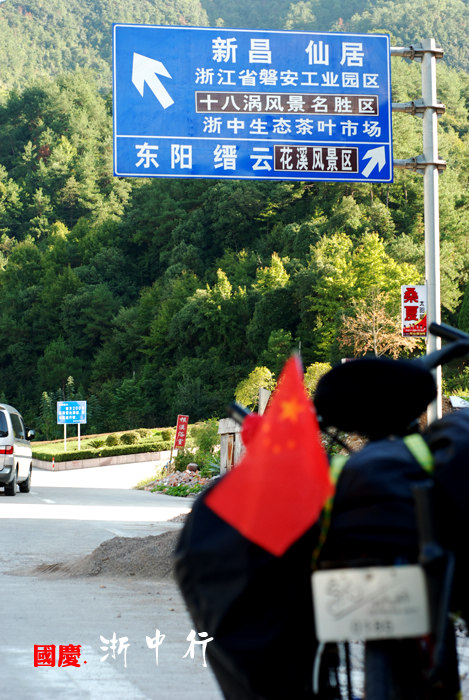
[0,465,223,700]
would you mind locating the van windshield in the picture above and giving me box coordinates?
[0,412,8,438]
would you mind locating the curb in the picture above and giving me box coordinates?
[32,450,172,471]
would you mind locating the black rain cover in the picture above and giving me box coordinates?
[318,436,430,566]
[174,481,319,699]
[174,410,469,699]
[425,408,469,623]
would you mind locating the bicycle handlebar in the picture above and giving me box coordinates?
[429,322,469,343]
[415,323,469,371]
[228,324,469,437]
[314,322,469,437]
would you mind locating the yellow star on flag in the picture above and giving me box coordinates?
[280,397,304,422]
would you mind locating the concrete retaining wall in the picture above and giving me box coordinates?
[33,450,172,471]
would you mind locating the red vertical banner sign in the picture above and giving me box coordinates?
[174,415,189,449]
[401,285,427,337]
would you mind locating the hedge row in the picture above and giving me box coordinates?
[32,440,173,463]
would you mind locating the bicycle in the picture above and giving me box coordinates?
[175,322,469,699]
[311,321,469,699]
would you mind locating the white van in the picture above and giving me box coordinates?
[0,404,35,496]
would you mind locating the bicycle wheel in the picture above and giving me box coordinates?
[364,639,426,700]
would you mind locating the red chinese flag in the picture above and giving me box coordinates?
[205,355,333,556]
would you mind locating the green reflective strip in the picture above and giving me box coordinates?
[311,436,434,570]
[311,453,349,570]
[330,453,348,483]
[403,433,434,474]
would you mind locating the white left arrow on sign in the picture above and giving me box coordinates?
[132,53,174,109]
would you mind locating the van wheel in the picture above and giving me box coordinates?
[5,469,17,496]
[19,467,31,493]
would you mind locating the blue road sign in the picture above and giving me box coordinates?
[113,25,392,183]
[57,401,87,425]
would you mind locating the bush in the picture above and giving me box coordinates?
[198,457,221,478]
[152,483,203,497]
[32,440,173,462]
[105,434,119,447]
[192,418,219,454]
[88,439,105,448]
[304,362,332,396]
[120,431,139,445]
[136,428,152,439]
[173,449,196,472]
[161,428,174,441]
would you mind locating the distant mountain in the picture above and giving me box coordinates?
[344,0,469,74]
[0,0,208,91]
[205,0,469,74]
[0,0,467,93]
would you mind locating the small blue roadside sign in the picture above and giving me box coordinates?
[113,25,392,182]
[57,401,87,425]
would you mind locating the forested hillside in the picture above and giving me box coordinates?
[0,0,208,91]
[1,0,469,436]
[1,0,469,91]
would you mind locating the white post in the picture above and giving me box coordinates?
[78,423,81,450]
[421,38,442,423]
[64,423,67,452]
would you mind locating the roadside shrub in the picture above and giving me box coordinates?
[120,431,139,445]
[32,441,172,462]
[136,428,152,439]
[161,428,174,441]
[174,449,196,472]
[89,439,105,448]
[152,483,203,497]
[105,434,119,447]
[192,418,219,454]
[199,457,221,478]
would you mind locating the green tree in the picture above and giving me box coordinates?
[37,338,81,393]
[338,290,421,358]
[301,232,419,358]
[235,366,276,409]
[260,329,294,376]
[304,362,332,397]
[38,391,57,440]
[253,252,290,291]
[458,281,469,332]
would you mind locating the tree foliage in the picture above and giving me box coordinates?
[0,2,468,433]
[338,290,421,358]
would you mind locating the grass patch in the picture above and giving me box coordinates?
[151,483,203,497]
[133,466,167,490]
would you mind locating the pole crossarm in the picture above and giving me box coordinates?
[393,156,446,173]
[391,45,444,61]
[392,99,445,117]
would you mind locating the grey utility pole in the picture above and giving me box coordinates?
[392,40,446,424]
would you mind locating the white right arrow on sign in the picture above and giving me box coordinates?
[362,146,386,178]
[132,53,174,109]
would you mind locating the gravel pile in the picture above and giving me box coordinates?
[144,468,217,494]
[30,530,182,581]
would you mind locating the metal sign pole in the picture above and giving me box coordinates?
[422,38,442,423]
[392,40,445,424]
